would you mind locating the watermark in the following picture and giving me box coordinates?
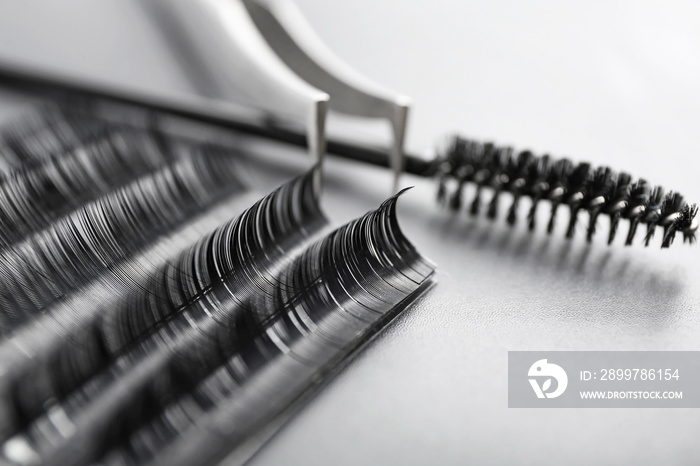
[528,359,568,399]
[509,351,700,408]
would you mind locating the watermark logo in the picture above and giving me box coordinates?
[528,359,568,399]
[510,351,698,408]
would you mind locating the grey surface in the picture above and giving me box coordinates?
[1,1,699,465]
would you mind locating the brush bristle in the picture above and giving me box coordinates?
[435,136,698,248]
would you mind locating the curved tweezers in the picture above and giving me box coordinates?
[242,0,411,193]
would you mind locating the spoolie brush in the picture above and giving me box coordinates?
[434,137,698,248]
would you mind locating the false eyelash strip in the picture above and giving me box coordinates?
[0,172,329,466]
[0,103,107,173]
[0,145,244,334]
[0,127,177,248]
[102,192,434,466]
[0,186,434,466]
[435,136,698,248]
[0,145,253,440]
[37,171,320,427]
[0,184,262,441]
[98,169,326,355]
[0,169,318,426]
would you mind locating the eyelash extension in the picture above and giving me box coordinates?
[99,169,326,354]
[0,172,326,464]
[0,127,176,248]
[100,190,434,466]
[0,143,244,334]
[0,174,434,466]
[0,140,256,440]
[0,179,261,443]
[434,137,698,248]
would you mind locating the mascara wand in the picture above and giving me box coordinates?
[0,57,696,249]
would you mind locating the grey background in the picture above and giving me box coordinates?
[1,1,700,465]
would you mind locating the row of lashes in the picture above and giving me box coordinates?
[0,103,434,466]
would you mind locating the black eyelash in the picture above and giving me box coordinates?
[100,190,434,466]
[0,174,433,466]
[0,127,176,248]
[0,141,255,445]
[435,136,698,248]
[0,142,244,334]
[0,172,323,459]
[100,169,327,353]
